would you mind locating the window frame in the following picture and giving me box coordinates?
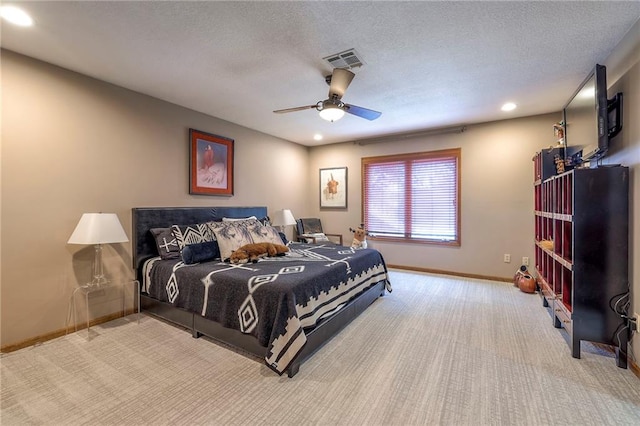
[361,148,461,246]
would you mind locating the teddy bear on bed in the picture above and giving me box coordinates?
[349,224,368,249]
[229,242,289,264]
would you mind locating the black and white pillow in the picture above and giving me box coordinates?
[221,216,257,223]
[245,222,284,246]
[171,223,214,250]
[208,221,254,261]
[150,228,180,259]
[258,216,272,226]
[219,216,271,226]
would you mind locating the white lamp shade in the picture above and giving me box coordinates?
[319,105,345,122]
[68,213,129,245]
[271,209,296,227]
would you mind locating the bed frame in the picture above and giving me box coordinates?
[132,206,385,377]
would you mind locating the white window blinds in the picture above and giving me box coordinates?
[363,148,460,245]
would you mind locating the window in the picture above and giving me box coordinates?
[362,148,460,245]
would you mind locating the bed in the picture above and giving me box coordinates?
[132,206,391,377]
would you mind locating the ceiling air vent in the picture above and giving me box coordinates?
[323,49,364,70]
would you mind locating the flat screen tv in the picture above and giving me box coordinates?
[562,64,622,163]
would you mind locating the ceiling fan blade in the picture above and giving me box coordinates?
[343,103,382,121]
[273,104,318,114]
[328,68,355,99]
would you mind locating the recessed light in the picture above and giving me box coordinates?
[313,134,323,141]
[0,5,33,26]
[501,102,517,112]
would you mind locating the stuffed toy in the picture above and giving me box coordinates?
[349,224,368,249]
[229,242,289,264]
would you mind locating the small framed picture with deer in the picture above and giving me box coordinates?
[319,167,347,209]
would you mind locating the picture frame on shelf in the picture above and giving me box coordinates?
[319,167,347,209]
[189,128,234,196]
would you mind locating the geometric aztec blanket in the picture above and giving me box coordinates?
[142,242,391,374]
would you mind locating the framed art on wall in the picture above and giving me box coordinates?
[189,128,234,196]
[319,167,347,209]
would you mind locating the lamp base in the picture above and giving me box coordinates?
[87,244,109,288]
[86,275,110,288]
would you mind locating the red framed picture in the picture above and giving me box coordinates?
[189,129,234,196]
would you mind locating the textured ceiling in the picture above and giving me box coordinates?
[2,1,639,146]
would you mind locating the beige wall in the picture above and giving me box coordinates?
[600,19,640,365]
[308,114,557,279]
[1,50,308,348]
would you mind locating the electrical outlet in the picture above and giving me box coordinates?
[522,257,529,266]
[631,313,639,332]
[504,254,511,263]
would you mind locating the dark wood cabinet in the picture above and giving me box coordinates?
[533,147,564,182]
[533,163,629,368]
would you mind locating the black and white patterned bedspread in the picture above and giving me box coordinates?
[142,243,391,374]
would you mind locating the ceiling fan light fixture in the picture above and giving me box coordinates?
[274,68,380,122]
[318,102,345,122]
[319,107,344,122]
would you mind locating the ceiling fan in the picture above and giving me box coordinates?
[273,68,381,122]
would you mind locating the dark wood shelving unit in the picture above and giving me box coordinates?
[533,152,629,368]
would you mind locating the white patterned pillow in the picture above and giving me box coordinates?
[171,223,214,250]
[221,216,257,222]
[245,223,283,245]
[209,222,254,261]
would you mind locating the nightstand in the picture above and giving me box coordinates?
[68,279,140,339]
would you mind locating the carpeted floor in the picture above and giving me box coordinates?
[1,270,639,425]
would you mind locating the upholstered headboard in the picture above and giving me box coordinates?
[132,206,268,274]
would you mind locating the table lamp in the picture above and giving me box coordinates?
[271,209,296,233]
[68,213,129,287]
